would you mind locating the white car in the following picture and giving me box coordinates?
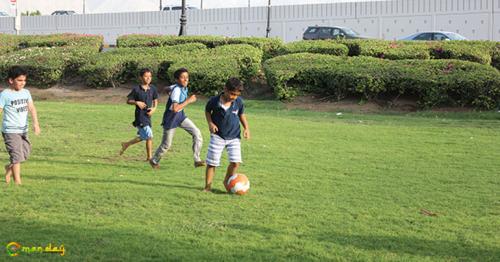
[0,11,9,17]
[399,31,467,41]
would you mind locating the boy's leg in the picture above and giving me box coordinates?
[4,164,12,184]
[179,118,204,167]
[11,163,21,185]
[203,165,216,192]
[146,139,153,161]
[224,162,240,185]
[204,134,225,191]
[151,128,176,166]
[120,137,141,155]
[224,138,242,185]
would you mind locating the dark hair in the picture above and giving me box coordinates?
[225,77,243,92]
[173,68,189,80]
[7,66,27,80]
[139,68,153,77]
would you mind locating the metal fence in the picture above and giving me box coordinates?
[1,0,499,44]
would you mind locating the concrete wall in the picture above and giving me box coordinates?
[0,0,499,44]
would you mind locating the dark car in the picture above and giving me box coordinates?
[399,31,467,41]
[51,10,76,15]
[303,26,367,40]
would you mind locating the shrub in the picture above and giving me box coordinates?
[263,53,500,109]
[0,47,66,88]
[277,40,349,56]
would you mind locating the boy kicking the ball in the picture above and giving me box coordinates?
[203,77,250,192]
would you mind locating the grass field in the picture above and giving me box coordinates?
[0,100,499,261]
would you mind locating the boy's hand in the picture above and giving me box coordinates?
[209,123,218,133]
[187,95,197,104]
[146,108,155,116]
[243,128,250,139]
[135,101,147,109]
[33,124,41,136]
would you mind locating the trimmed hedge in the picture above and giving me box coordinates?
[430,41,492,65]
[17,34,103,51]
[0,47,66,87]
[334,39,496,66]
[117,34,282,60]
[0,45,102,87]
[79,43,209,87]
[80,43,262,93]
[264,53,500,109]
[277,40,349,56]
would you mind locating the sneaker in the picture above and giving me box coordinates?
[149,159,160,169]
[194,161,206,168]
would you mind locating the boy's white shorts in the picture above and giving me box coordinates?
[206,134,241,167]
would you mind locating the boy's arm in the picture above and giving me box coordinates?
[28,101,41,135]
[127,99,147,109]
[147,99,159,116]
[172,95,196,113]
[205,111,218,133]
[239,114,250,139]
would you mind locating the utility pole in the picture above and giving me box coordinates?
[83,0,86,14]
[200,0,203,10]
[179,0,187,36]
[248,0,251,8]
[265,0,271,38]
[160,0,163,11]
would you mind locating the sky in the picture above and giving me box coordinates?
[0,0,380,15]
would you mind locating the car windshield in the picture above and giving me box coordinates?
[343,28,359,36]
[306,27,318,33]
[445,32,467,40]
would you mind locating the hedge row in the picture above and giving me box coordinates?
[80,43,263,94]
[263,53,500,109]
[277,41,349,56]
[116,34,282,60]
[0,33,103,54]
[0,46,99,87]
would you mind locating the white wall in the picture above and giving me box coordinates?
[0,0,499,44]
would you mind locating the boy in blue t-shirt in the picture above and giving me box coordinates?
[120,68,159,161]
[203,77,250,192]
[0,66,41,185]
[150,68,204,169]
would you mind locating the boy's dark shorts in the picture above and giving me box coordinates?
[2,133,31,164]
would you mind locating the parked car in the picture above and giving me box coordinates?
[51,10,76,15]
[303,26,368,40]
[399,31,467,41]
[0,11,9,17]
[162,5,198,11]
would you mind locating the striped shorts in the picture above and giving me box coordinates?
[206,134,241,167]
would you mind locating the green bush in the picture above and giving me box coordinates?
[117,35,228,48]
[489,43,500,70]
[264,53,500,109]
[278,40,349,57]
[17,34,103,51]
[0,34,20,55]
[430,41,492,65]
[0,47,66,88]
[80,43,261,91]
[117,35,282,59]
[226,37,283,59]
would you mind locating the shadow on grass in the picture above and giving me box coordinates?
[29,175,202,191]
[317,232,500,261]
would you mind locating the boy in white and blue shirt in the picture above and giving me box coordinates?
[0,66,41,185]
[150,68,204,169]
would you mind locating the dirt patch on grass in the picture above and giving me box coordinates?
[7,81,477,113]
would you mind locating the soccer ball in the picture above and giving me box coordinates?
[225,174,250,195]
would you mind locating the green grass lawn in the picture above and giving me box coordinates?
[0,100,499,261]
